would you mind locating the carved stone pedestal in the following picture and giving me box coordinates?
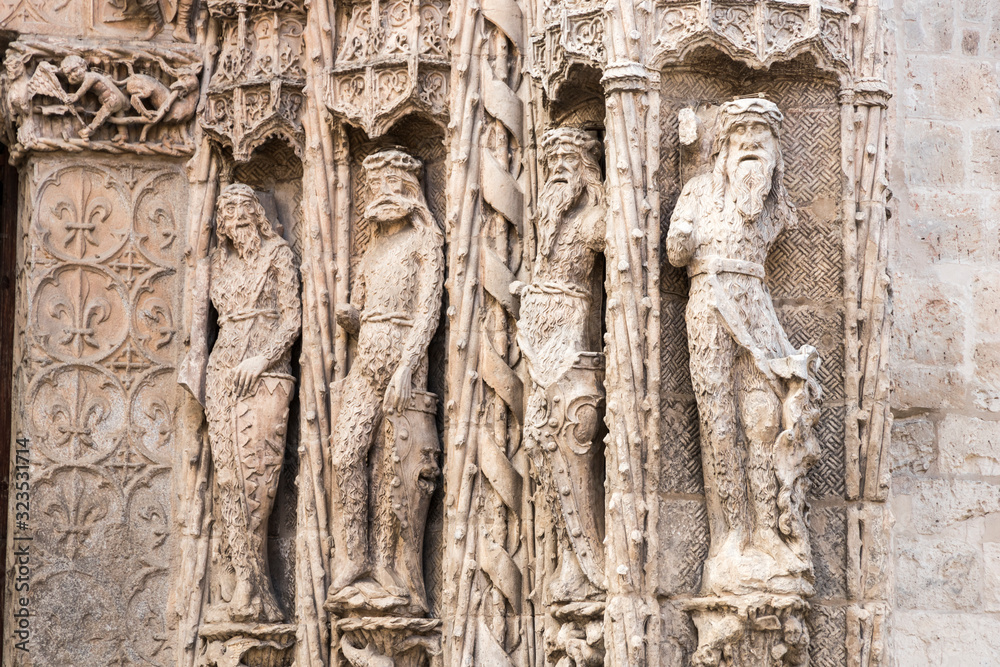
[685,595,809,667]
[333,616,441,667]
[198,623,296,667]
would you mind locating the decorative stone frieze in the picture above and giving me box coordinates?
[2,40,201,160]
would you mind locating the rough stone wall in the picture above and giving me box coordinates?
[890,0,1000,663]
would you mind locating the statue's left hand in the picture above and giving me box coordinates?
[384,365,412,414]
[234,355,269,395]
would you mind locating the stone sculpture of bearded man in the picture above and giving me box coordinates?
[204,183,301,625]
[515,127,607,667]
[327,149,445,621]
[667,98,823,665]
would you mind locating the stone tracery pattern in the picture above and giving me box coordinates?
[326,0,450,135]
[200,0,307,160]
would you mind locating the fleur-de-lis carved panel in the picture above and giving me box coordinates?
[36,167,130,262]
[34,265,130,362]
[29,364,127,464]
[17,157,187,666]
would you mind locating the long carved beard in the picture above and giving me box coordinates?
[229,225,261,258]
[537,178,583,257]
[730,159,772,220]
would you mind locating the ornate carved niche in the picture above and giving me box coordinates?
[200,0,307,161]
[518,126,610,667]
[529,0,605,98]
[325,0,450,136]
[196,182,302,667]
[180,134,307,667]
[656,52,849,666]
[1,40,202,161]
[232,138,306,261]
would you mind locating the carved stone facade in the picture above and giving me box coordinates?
[3,0,942,666]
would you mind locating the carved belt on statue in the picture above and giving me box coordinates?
[218,308,279,325]
[361,310,414,327]
[522,280,590,299]
[687,257,765,280]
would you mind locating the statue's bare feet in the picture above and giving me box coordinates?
[718,529,747,559]
[329,558,368,594]
[142,21,164,40]
[203,600,231,625]
[173,24,192,42]
[753,528,809,575]
[752,527,787,559]
[342,640,394,667]
[229,581,263,622]
[373,565,409,598]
